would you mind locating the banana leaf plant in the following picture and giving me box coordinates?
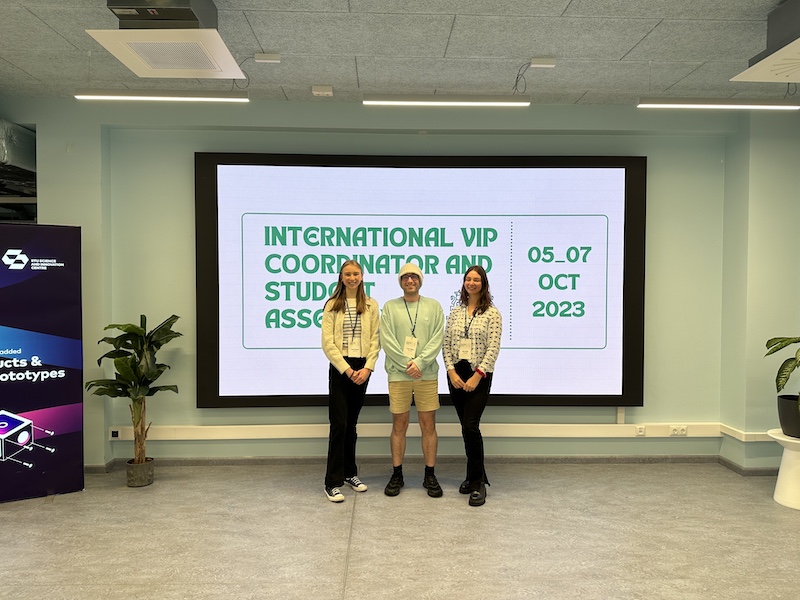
[765,336,800,396]
[85,315,182,464]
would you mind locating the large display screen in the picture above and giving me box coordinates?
[195,154,646,407]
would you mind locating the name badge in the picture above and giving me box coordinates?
[348,339,361,356]
[458,339,472,360]
[403,336,418,358]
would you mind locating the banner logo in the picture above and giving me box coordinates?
[2,249,29,270]
[1,248,66,272]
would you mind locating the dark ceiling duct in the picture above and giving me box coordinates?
[749,0,800,66]
[106,0,218,30]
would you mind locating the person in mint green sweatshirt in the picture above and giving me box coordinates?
[379,262,445,498]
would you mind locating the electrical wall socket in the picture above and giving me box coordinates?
[635,425,646,437]
[669,425,688,436]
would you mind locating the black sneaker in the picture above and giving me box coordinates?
[344,476,368,492]
[423,473,443,498]
[324,486,345,502]
[384,473,404,496]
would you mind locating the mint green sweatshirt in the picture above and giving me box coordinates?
[379,296,444,382]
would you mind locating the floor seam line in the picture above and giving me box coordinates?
[341,494,358,599]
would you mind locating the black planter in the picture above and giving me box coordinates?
[777,395,800,438]
[126,457,155,487]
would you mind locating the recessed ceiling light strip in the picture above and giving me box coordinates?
[74,89,249,103]
[363,95,530,107]
[637,97,800,110]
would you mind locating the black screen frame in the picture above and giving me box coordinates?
[195,153,646,408]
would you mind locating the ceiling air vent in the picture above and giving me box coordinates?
[731,0,800,83]
[86,1,243,79]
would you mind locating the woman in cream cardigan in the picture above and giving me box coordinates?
[321,260,381,502]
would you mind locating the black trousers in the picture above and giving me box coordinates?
[325,357,368,488]
[448,360,493,491]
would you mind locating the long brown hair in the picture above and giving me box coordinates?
[458,265,492,314]
[325,260,368,313]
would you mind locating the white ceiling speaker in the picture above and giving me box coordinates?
[312,85,333,97]
[255,54,281,64]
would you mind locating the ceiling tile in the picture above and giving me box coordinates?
[446,16,660,60]
[623,20,767,62]
[350,1,570,17]
[564,0,780,21]
[244,11,453,57]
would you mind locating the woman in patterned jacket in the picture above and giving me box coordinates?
[442,265,502,507]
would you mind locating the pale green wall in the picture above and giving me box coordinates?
[744,114,800,430]
[720,115,751,433]
[0,98,795,468]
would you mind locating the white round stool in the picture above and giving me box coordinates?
[767,428,800,510]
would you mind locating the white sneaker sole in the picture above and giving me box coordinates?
[325,489,345,502]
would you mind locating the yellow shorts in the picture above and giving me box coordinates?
[388,379,440,414]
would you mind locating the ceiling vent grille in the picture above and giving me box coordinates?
[128,41,218,71]
[731,38,800,83]
[86,29,244,79]
[86,1,243,79]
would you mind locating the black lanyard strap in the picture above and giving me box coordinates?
[403,299,420,337]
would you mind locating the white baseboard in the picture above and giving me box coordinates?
[108,422,773,442]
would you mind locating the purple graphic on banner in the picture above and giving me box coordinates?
[0,326,82,370]
[18,403,83,436]
[0,223,83,503]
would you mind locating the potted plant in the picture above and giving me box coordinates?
[85,314,182,486]
[765,336,800,437]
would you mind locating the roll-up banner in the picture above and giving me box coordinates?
[0,223,83,503]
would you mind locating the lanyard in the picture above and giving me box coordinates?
[345,301,360,341]
[403,298,419,337]
[464,307,477,338]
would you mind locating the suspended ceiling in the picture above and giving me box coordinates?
[0,0,795,105]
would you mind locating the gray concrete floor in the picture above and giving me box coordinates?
[1,460,797,600]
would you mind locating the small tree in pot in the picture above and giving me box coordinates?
[85,315,182,481]
[765,336,800,437]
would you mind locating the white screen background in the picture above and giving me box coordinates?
[216,165,625,398]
